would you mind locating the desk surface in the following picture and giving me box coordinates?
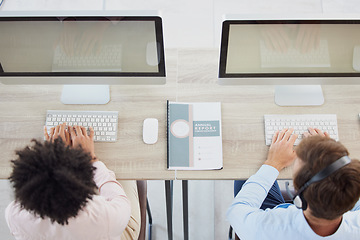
[1,49,360,180]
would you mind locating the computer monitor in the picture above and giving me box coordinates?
[219,15,360,106]
[0,11,166,104]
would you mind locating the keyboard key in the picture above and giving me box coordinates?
[45,110,118,142]
[264,114,339,146]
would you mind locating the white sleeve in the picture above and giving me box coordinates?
[226,165,279,239]
[4,201,16,236]
[92,161,131,237]
[92,161,128,201]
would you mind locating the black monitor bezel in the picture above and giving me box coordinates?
[219,19,360,78]
[0,16,166,77]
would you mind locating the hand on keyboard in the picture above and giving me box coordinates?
[45,110,118,142]
[44,123,71,146]
[264,114,339,146]
[265,128,298,172]
[271,127,330,145]
[69,125,96,160]
[45,123,97,161]
[269,127,331,146]
[303,127,331,139]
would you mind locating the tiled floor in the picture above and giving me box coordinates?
[1,0,360,239]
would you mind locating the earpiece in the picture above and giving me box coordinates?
[286,155,351,210]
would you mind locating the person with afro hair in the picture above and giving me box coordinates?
[5,123,140,240]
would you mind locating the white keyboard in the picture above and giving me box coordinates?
[52,44,122,72]
[260,39,331,68]
[45,110,118,142]
[264,114,339,145]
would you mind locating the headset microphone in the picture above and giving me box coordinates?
[286,155,351,210]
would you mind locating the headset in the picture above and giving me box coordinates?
[286,155,351,210]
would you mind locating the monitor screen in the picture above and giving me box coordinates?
[219,19,360,81]
[0,15,165,82]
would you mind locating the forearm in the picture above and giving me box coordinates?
[227,165,279,238]
[227,165,279,215]
[93,161,127,200]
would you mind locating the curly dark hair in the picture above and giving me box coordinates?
[9,138,97,225]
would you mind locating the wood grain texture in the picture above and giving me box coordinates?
[1,49,360,180]
[175,49,360,180]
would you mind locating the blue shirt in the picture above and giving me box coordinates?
[227,165,360,240]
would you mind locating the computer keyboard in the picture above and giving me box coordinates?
[260,39,331,68]
[45,110,118,142]
[52,44,122,72]
[264,114,339,146]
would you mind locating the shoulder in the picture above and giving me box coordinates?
[79,195,128,214]
[5,201,37,223]
[342,210,360,227]
[5,198,127,239]
[229,206,314,240]
[80,195,130,222]
[263,204,303,223]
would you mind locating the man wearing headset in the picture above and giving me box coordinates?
[227,127,360,239]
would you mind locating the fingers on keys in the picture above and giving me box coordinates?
[44,126,55,141]
[304,127,330,138]
[272,128,298,144]
[45,123,94,141]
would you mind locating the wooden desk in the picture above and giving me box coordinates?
[0,50,180,180]
[174,49,360,180]
[1,49,360,180]
[0,84,176,180]
[172,49,360,240]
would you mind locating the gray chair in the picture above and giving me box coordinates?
[137,181,153,240]
[228,226,240,240]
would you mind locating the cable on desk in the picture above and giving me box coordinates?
[0,0,4,7]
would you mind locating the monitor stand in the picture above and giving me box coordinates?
[274,85,324,106]
[61,85,110,104]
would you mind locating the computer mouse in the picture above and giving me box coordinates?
[146,41,160,66]
[143,118,158,144]
[353,46,360,72]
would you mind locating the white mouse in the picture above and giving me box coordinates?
[143,118,158,144]
[353,46,360,72]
